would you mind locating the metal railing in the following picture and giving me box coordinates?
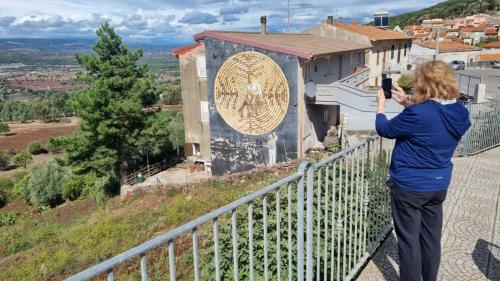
[337,68,370,87]
[456,73,481,96]
[65,136,394,281]
[457,100,500,156]
[124,158,179,185]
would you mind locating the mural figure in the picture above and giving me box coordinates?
[266,132,278,165]
[239,73,263,119]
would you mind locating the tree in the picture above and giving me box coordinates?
[28,162,69,207]
[28,141,45,155]
[12,150,32,169]
[0,122,9,133]
[64,22,161,185]
[0,151,9,170]
[398,74,413,94]
[166,111,184,156]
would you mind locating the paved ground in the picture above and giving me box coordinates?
[358,147,500,281]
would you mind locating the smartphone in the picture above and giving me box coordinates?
[382,78,392,99]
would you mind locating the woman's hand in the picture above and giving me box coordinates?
[392,82,412,108]
[376,89,385,113]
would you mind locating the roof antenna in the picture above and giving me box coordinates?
[288,0,291,33]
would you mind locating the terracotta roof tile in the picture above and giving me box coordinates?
[416,41,480,52]
[334,23,411,41]
[193,30,371,59]
[480,54,500,61]
[485,28,498,35]
[172,42,203,57]
[483,41,500,48]
[413,33,430,39]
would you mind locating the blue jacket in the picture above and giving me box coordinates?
[376,100,471,191]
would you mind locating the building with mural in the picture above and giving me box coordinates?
[174,17,403,176]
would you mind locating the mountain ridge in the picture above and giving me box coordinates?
[389,0,500,27]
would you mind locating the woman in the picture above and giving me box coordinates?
[375,60,471,281]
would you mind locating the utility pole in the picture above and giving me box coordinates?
[288,0,291,33]
[434,26,443,60]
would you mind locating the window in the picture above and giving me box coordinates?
[193,143,201,156]
[404,44,407,56]
[314,65,318,72]
[200,101,209,123]
[376,50,380,65]
[196,56,206,78]
[391,45,395,59]
[397,44,401,63]
[304,63,313,81]
[375,77,379,87]
[357,52,362,66]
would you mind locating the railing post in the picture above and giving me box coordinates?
[462,102,472,156]
[306,164,315,281]
[297,161,310,281]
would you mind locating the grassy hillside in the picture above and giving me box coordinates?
[0,168,291,280]
[390,0,500,27]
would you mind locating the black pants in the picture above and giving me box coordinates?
[387,180,447,281]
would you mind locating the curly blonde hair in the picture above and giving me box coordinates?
[411,60,459,103]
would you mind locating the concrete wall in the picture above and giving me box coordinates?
[367,39,412,86]
[410,44,482,64]
[204,38,299,176]
[482,47,500,54]
[178,45,211,161]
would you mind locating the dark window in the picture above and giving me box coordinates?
[391,45,395,59]
[404,44,407,56]
[382,17,389,27]
[314,65,318,72]
[397,44,401,63]
[376,50,380,65]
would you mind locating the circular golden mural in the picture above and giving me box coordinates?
[214,51,290,136]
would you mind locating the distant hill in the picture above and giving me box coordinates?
[390,0,500,27]
[0,38,181,53]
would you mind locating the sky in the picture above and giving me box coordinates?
[0,0,444,45]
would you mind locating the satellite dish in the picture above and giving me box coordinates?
[305,81,316,98]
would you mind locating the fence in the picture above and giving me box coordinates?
[457,100,500,156]
[65,136,394,281]
[124,158,179,186]
[337,68,370,87]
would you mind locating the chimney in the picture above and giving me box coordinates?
[327,16,334,25]
[261,16,267,34]
[351,19,357,25]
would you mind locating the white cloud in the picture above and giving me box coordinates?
[0,0,445,42]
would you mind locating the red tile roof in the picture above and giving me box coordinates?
[172,43,203,57]
[333,23,411,41]
[416,41,480,52]
[485,28,498,35]
[193,30,371,59]
[480,54,500,61]
[482,41,500,48]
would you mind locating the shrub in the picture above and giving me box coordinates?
[12,174,31,203]
[0,122,9,133]
[12,150,32,169]
[0,188,9,207]
[28,162,69,208]
[0,177,14,190]
[0,151,10,171]
[28,141,45,155]
[47,137,64,153]
[0,212,20,226]
[398,74,413,94]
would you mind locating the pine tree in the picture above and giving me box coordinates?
[64,22,161,184]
